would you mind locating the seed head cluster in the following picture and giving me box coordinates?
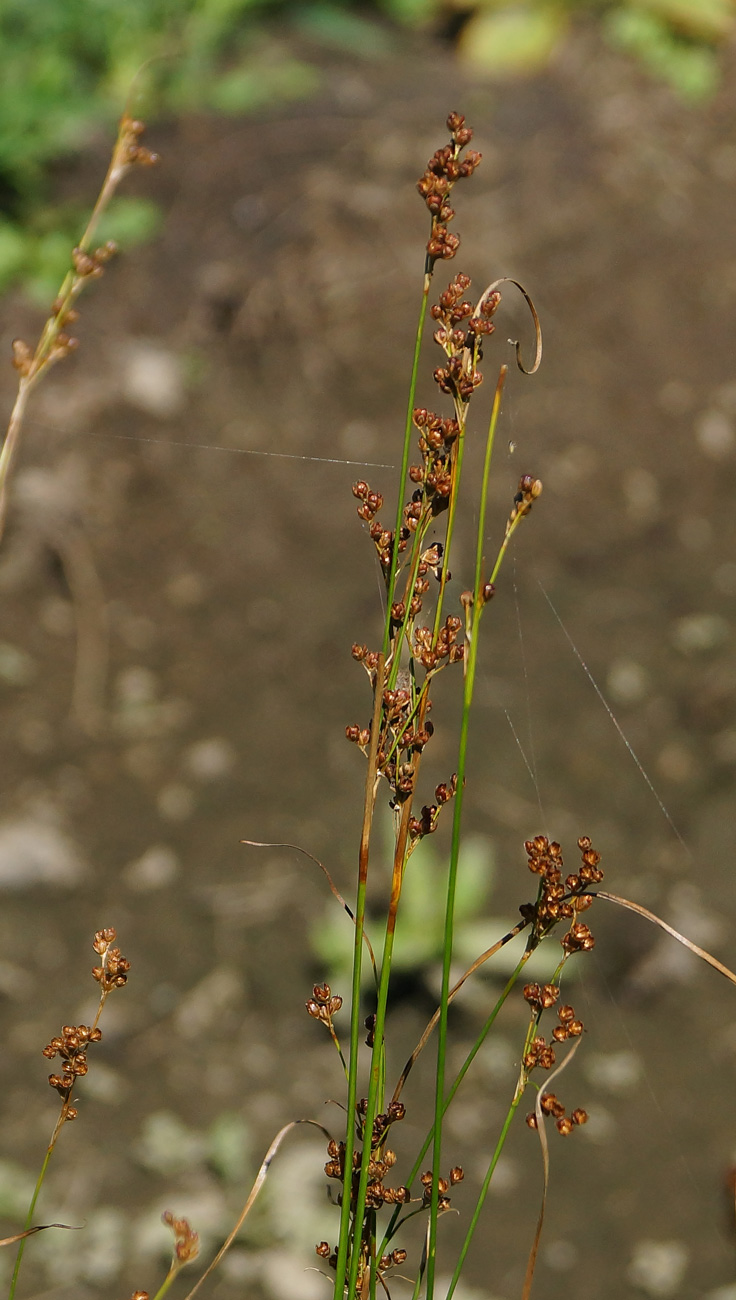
[318,1095,463,1289]
[417,112,481,270]
[11,116,157,381]
[526,1096,589,1137]
[42,929,129,1122]
[92,927,131,993]
[519,835,603,948]
[162,1210,200,1267]
[306,981,343,1027]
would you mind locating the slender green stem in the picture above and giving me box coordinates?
[444,949,568,1300]
[378,949,530,1260]
[338,261,434,1300]
[334,656,385,1299]
[430,419,466,643]
[474,368,507,598]
[8,1141,55,1300]
[386,511,433,693]
[425,370,507,1300]
[346,799,413,1300]
[382,274,432,661]
[445,1093,523,1300]
[151,1266,179,1300]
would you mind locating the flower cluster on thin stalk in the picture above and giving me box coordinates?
[516,837,606,1136]
[305,112,550,1300]
[8,930,131,1300]
[0,113,158,540]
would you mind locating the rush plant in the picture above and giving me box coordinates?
[3,108,736,1300]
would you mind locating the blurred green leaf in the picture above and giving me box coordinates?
[375,0,443,25]
[208,1112,251,1183]
[207,56,321,113]
[25,230,77,304]
[457,4,569,75]
[607,6,719,100]
[0,1160,35,1218]
[96,196,164,246]
[293,4,393,55]
[0,223,29,291]
[311,827,498,985]
[630,0,734,43]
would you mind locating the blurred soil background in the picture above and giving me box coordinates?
[2,5,736,1300]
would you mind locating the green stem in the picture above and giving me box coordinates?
[382,274,431,661]
[445,1092,524,1300]
[337,261,434,1300]
[152,1271,176,1300]
[334,656,385,1300]
[425,370,507,1300]
[430,417,466,644]
[378,948,530,1260]
[8,1142,54,1300]
[345,798,413,1300]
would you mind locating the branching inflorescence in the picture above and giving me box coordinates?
[319,112,559,1300]
[9,103,736,1300]
[0,113,158,540]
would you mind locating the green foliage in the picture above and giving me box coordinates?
[457,4,570,77]
[0,0,730,295]
[0,0,319,294]
[312,820,554,987]
[606,4,720,99]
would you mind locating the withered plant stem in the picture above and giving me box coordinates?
[0,111,156,540]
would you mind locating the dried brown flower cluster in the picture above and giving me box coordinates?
[526,1096,588,1137]
[42,929,130,1124]
[419,1163,465,1211]
[118,116,159,170]
[417,111,481,270]
[43,1024,102,1118]
[306,982,343,1026]
[317,1099,463,1290]
[92,927,131,994]
[431,273,497,405]
[346,650,459,826]
[515,839,603,1137]
[10,117,157,383]
[520,835,603,948]
[162,1210,200,1267]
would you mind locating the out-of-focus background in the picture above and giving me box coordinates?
[1,3,736,1298]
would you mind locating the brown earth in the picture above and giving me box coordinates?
[1,19,736,1300]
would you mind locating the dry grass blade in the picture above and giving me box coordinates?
[391,920,529,1104]
[181,1119,332,1300]
[474,279,542,375]
[241,839,378,982]
[594,890,736,986]
[521,1037,583,1300]
[0,1224,79,1247]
